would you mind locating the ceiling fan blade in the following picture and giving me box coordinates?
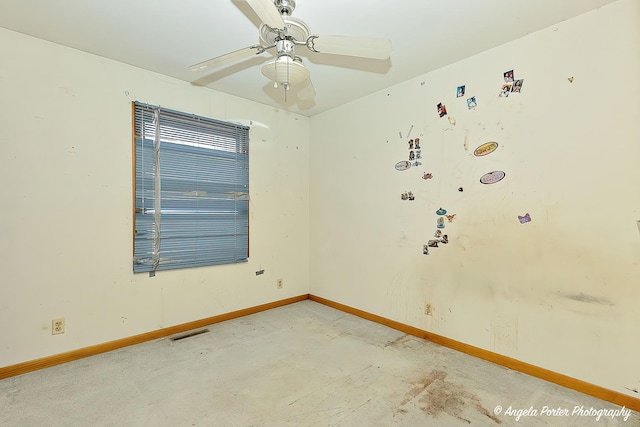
[243,0,285,30]
[308,35,392,60]
[190,46,261,72]
[297,78,315,101]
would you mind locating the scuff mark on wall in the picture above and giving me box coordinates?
[491,316,519,353]
[559,292,614,306]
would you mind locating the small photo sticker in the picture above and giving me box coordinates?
[480,170,506,184]
[437,103,447,117]
[518,213,531,224]
[467,96,477,109]
[499,84,511,97]
[511,79,524,93]
[394,161,411,171]
[456,85,466,98]
[504,69,514,82]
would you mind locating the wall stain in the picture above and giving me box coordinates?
[559,292,614,306]
[399,370,501,424]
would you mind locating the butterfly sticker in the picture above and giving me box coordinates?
[518,213,531,224]
[445,214,456,223]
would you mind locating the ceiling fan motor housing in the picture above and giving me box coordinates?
[276,39,296,58]
[259,16,310,46]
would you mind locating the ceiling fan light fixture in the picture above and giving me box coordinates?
[261,56,309,87]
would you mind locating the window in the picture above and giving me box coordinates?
[132,102,249,273]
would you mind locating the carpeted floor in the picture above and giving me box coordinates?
[1,300,637,426]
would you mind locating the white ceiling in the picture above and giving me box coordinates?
[0,0,617,116]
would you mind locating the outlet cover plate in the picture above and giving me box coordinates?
[52,318,65,335]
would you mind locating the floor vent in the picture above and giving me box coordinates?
[170,329,210,341]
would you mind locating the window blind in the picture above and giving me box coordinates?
[133,102,249,273]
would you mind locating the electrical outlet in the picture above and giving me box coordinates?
[424,303,433,316]
[52,318,65,335]
[277,278,283,289]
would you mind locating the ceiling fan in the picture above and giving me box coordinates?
[189,0,392,101]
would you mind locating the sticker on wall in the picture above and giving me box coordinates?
[458,187,464,192]
[436,207,447,216]
[401,191,415,201]
[499,84,511,97]
[480,171,506,184]
[395,161,411,171]
[456,85,466,98]
[448,116,457,126]
[414,138,421,149]
[412,161,422,167]
[518,213,532,224]
[511,79,524,93]
[445,214,456,223]
[437,103,447,117]
[437,217,445,229]
[467,96,477,109]
[428,239,440,248]
[409,150,415,161]
[423,172,433,180]
[416,150,422,159]
[423,245,430,255]
[504,69,514,82]
[408,139,414,149]
[440,235,449,244]
[434,230,443,238]
[474,141,499,157]
[568,76,574,83]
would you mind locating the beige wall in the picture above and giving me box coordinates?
[0,28,310,367]
[1,0,639,399]
[309,0,640,397]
